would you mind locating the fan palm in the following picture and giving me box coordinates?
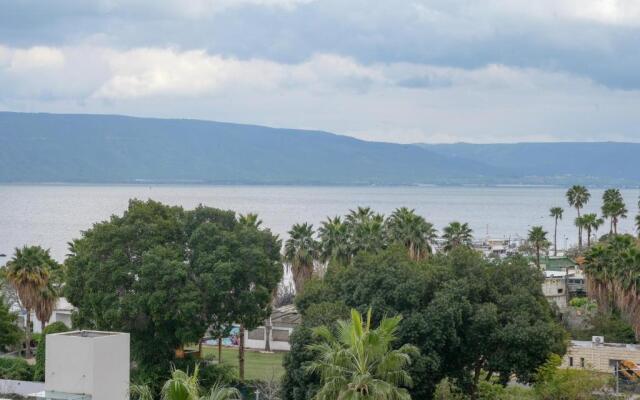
[131,366,240,400]
[318,216,351,266]
[528,226,548,269]
[200,383,241,400]
[549,207,563,256]
[566,185,590,249]
[386,207,437,261]
[346,210,387,255]
[307,309,416,400]
[581,213,604,247]
[238,213,262,228]
[284,223,319,293]
[34,282,58,331]
[5,246,55,357]
[442,221,473,252]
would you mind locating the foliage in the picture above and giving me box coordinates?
[566,185,590,249]
[550,207,564,256]
[33,320,70,381]
[568,297,596,311]
[0,357,34,380]
[442,222,473,251]
[284,223,319,293]
[570,311,636,344]
[534,354,609,400]
[5,245,59,357]
[584,235,640,339]
[307,309,417,400]
[0,295,22,352]
[601,189,627,235]
[286,248,566,399]
[528,226,549,268]
[66,200,282,380]
[386,207,438,261]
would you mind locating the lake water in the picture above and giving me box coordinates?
[1,184,638,262]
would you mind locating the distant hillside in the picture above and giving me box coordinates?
[419,142,640,185]
[0,112,501,185]
[1,112,638,185]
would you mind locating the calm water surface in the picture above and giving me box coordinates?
[1,185,638,262]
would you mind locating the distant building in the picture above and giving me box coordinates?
[13,297,74,333]
[245,304,301,351]
[538,256,585,310]
[563,337,640,374]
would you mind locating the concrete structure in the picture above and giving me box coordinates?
[45,330,129,400]
[562,337,640,373]
[543,270,569,309]
[245,305,301,351]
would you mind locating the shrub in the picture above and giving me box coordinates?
[33,321,69,381]
[0,357,34,380]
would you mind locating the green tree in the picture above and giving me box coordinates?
[284,223,319,294]
[34,282,58,332]
[566,185,590,249]
[0,295,22,352]
[308,309,417,400]
[387,207,438,261]
[534,354,609,400]
[345,207,387,255]
[549,207,563,256]
[442,222,473,251]
[318,216,351,266]
[602,188,628,235]
[66,200,282,381]
[6,245,57,357]
[528,226,548,269]
[580,213,603,247]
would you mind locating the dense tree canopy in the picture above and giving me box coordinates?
[65,200,282,378]
[286,247,565,399]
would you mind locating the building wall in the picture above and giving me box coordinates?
[543,277,568,310]
[562,341,640,373]
[245,326,294,351]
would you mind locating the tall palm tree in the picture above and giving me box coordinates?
[307,309,416,400]
[386,207,437,261]
[581,213,604,247]
[528,226,548,269]
[566,185,591,249]
[441,221,473,252]
[603,199,628,235]
[549,207,564,256]
[5,246,55,357]
[284,223,319,293]
[318,216,351,266]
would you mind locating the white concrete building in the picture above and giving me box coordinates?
[562,337,640,374]
[13,297,74,333]
[44,330,130,400]
[245,305,301,352]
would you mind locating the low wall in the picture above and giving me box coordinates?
[0,379,45,396]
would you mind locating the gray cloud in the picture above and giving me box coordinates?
[0,1,639,143]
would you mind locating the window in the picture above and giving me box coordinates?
[569,357,574,367]
[558,288,564,294]
[272,329,290,342]
[580,358,585,368]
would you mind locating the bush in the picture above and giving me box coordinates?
[0,357,34,380]
[33,321,69,381]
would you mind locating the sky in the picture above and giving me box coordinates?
[1,0,640,144]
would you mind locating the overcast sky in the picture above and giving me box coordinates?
[1,0,640,143]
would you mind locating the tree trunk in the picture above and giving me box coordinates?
[577,207,582,249]
[536,246,541,270]
[554,219,558,256]
[265,316,272,352]
[41,320,46,333]
[587,227,592,247]
[25,309,32,358]
[614,218,618,235]
[470,357,485,400]
[239,324,245,381]
[218,334,222,363]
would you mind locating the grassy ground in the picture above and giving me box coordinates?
[200,345,285,381]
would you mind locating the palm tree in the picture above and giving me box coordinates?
[581,213,604,247]
[131,366,240,400]
[318,216,351,266]
[346,209,387,255]
[549,207,564,256]
[386,207,437,261]
[442,221,473,252]
[284,223,319,293]
[34,282,58,331]
[307,309,416,400]
[238,212,262,228]
[602,189,628,235]
[528,226,548,269]
[5,246,55,357]
[566,185,591,249]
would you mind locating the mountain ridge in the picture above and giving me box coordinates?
[1,112,638,185]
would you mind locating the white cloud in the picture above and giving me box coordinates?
[1,43,640,143]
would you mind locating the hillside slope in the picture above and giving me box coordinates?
[0,112,501,184]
